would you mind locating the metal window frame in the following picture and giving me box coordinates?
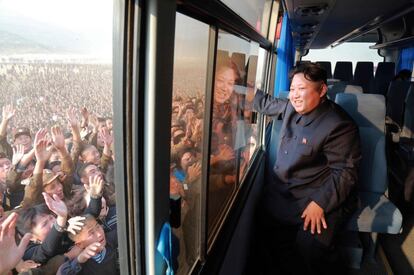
[140,1,177,275]
[177,0,273,51]
[113,0,144,274]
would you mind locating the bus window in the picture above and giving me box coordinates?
[170,13,209,274]
[0,0,117,273]
[221,0,273,37]
[303,42,383,72]
[208,30,263,240]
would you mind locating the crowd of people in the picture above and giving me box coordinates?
[0,55,259,274]
[0,62,117,275]
[0,64,112,133]
[169,55,259,273]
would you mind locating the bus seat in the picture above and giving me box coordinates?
[335,93,385,133]
[245,55,258,85]
[316,61,332,78]
[327,81,347,100]
[334,61,353,82]
[385,80,411,137]
[373,62,396,96]
[267,118,283,170]
[278,90,290,99]
[398,84,414,161]
[266,91,289,169]
[231,52,246,76]
[335,93,402,261]
[353,62,374,93]
[400,84,414,141]
[344,85,363,94]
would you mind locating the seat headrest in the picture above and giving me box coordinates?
[344,85,363,94]
[278,90,290,99]
[335,93,385,132]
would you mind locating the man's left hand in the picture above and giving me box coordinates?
[301,201,327,234]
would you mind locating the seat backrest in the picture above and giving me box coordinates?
[353,62,374,93]
[344,85,363,94]
[334,61,353,82]
[335,93,385,133]
[373,62,395,96]
[358,127,387,193]
[401,84,414,139]
[327,81,347,100]
[267,119,283,169]
[278,90,290,99]
[267,91,289,168]
[386,80,411,127]
[231,52,246,77]
[335,93,387,193]
[316,61,332,78]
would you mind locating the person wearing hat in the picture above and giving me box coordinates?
[14,127,33,154]
[22,127,74,209]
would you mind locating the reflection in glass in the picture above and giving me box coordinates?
[221,0,273,36]
[170,13,209,274]
[208,31,264,239]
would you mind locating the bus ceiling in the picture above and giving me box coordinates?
[283,0,414,51]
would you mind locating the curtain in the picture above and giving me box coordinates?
[274,13,295,97]
[397,46,414,73]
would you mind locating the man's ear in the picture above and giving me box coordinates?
[320,83,328,98]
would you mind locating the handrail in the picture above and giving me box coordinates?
[369,36,414,49]
[331,4,414,48]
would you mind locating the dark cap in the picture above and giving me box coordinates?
[42,169,60,186]
[14,127,31,140]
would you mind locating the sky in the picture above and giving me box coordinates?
[0,0,113,61]
[0,0,112,33]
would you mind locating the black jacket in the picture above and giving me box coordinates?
[254,90,361,225]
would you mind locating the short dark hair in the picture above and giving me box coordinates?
[289,62,328,85]
[77,162,96,179]
[68,214,97,242]
[17,204,51,235]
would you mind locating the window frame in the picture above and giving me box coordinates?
[129,0,282,274]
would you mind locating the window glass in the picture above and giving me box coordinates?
[208,31,263,240]
[0,0,117,270]
[303,42,383,73]
[221,0,273,37]
[170,13,209,274]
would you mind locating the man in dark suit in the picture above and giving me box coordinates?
[251,62,361,274]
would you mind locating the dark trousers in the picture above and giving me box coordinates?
[247,205,347,275]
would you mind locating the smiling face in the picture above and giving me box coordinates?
[289,73,327,115]
[14,134,32,153]
[214,67,236,104]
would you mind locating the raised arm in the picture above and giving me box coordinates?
[253,89,289,117]
[0,105,15,138]
[24,193,68,264]
[22,129,50,207]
